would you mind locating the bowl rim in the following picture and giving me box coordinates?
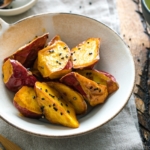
[0,12,135,138]
[142,0,150,13]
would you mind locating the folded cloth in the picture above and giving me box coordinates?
[0,0,144,150]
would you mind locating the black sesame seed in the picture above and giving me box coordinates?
[61,57,64,59]
[33,96,36,99]
[59,53,62,56]
[137,59,140,62]
[45,89,48,92]
[89,52,92,55]
[41,98,45,100]
[64,47,67,50]
[73,59,76,61]
[66,55,68,58]
[54,107,58,111]
[41,106,44,111]
[53,103,55,106]
[78,48,81,50]
[67,110,70,113]
[59,62,61,65]
[90,86,93,89]
[94,88,98,91]
[49,49,54,53]
[86,72,92,75]
[49,94,55,98]
[49,105,51,107]
[73,97,77,100]
[60,112,63,115]
[87,42,90,44]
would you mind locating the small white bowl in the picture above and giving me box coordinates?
[0,0,38,16]
[0,13,135,138]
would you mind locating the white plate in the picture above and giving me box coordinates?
[0,13,135,138]
[0,0,38,16]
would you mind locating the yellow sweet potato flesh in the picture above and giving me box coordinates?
[35,82,79,128]
[13,86,42,117]
[47,82,87,115]
[48,35,61,46]
[77,69,119,94]
[71,38,100,69]
[37,40,71,79]
[76,73,108,106]
[2,59,13,83]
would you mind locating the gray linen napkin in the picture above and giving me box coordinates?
[0,0,144,150]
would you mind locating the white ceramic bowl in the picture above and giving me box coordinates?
[0,0,38,16]
[0,13,135,138]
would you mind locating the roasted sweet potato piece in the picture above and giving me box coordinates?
[47,82,87,115]
[13,86,42,118]
[77,69,119,94]
[2,59,37,92]
[60,72,108,106]
[34,82,79,128]
[71,38,100,69]
[37,39,72,79]
[4,33,49,68]
[48,35,61,46]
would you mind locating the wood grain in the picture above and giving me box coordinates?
[116,0,150,149]
[116,0,149,92]
[0,134,22,150]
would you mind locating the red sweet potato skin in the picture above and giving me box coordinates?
[13,101,42,119]
[3,59,37,92]
[4,33,49,68]
[60,72,86,96]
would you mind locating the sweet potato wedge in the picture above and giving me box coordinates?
[48,35,61,46]
[71,38,100,69]
[34,81,79,128]
[4,33,49,68]
[13,86,42,118]
[2,59,37,92]
[37,39,72,79]
[60,72,108,106]
[77,69,119,94]
[47,82,87,115]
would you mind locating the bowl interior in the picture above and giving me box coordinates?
[0,13,135,138]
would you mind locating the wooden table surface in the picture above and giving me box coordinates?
[116,0,150,149]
